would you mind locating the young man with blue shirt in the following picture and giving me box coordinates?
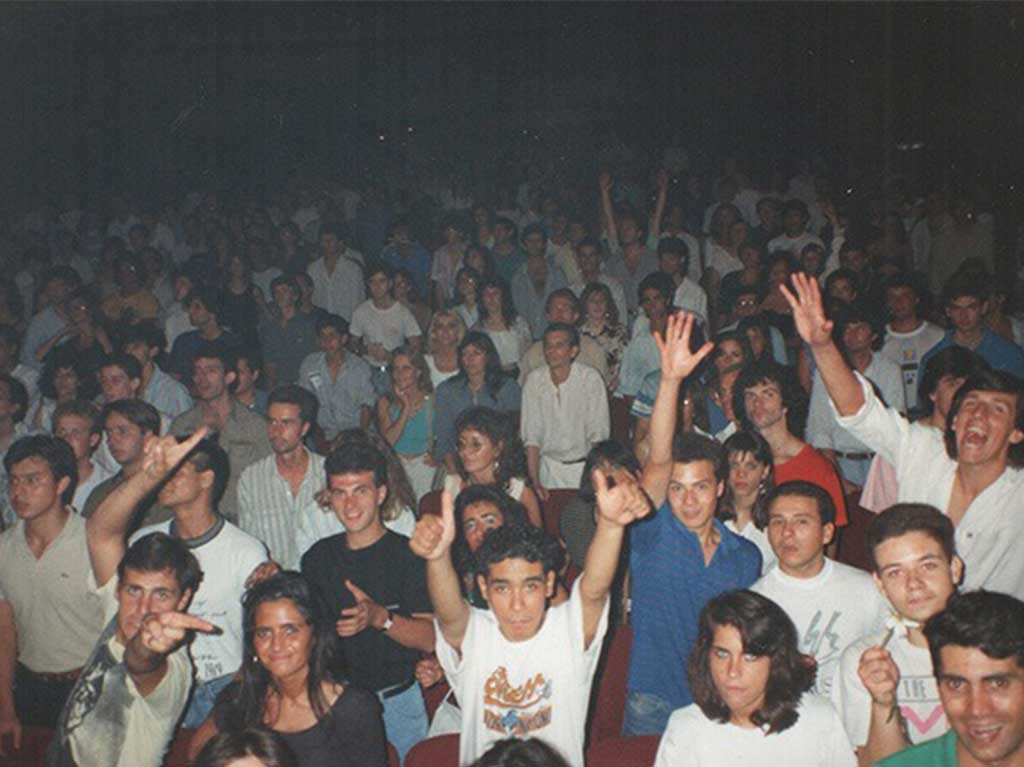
[624,311,762,735]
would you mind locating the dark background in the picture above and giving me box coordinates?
[3,2,1022,203]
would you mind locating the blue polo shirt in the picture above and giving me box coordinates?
[627,507,761,708]
[919,329,1024,381]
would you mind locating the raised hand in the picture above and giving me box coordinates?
[138,611,218,656]
[593,468,651,529]
[409,490,456,561]
[653,311,714,382]
[598,170,613,195]
[336,579,384,637]
[141,427,209,483]
[778,272,834,348]
[245,560,281,589]
[655,168,669,193]
[858,646,900,708]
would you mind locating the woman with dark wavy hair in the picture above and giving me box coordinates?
[716,431,776,573]
[193,727,298,767]
[188,572,388,767]
[654,589,855,767]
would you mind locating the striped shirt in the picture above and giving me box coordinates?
[237,449,331,570]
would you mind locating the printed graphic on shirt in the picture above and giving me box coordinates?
[898,674,947,742]
[801,610,844,695]
[482,666,553,736]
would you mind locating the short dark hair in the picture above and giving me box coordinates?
[521,222,547,243]
[193,729,297,767]
[53,399,101,434]
[320,218,348,242]
[324,440,388,488]
[733,360,808,438]
[474,522,562,580]
[186,284,224,320]
[944,368,1024,467]
[39,349,94,401]
[4,435,78,505]
[657,237,691,275]
[268,385,319,426]
[120,320,167,354]
[100,352,143,382]
[765,480,836,525]
[688,589,815,735]
[542,321,580,349]
[825,268,858,298]
[179,435,231,507]
[270,273,300,297]
[671,432,727,482]
[468,738,571,767]
[638,272,674,302]
[364,260,393,282]
[234,345,263,375]
[118,532,203,596]
[544,288,580,317]
[926,591,1024,676]
[315,312,349,337]
[578,440,642,502]
[831,303,883,352]
[101,398,161,436]
[866,503,956,572]
[917,346,987,417]
[942,269,989,306]
[0,374,29,424]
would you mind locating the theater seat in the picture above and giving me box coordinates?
[587,624,633,747]
[388,741,400,767]
[609,395,634,444]
[586,735,660,767]
[406,733,459,767]
[541,489,576,539]
[165,727,196,767]
[836,490,873,573]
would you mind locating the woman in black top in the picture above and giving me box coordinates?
[189,572,388,767]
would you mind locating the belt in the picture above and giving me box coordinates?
[20,664,82,685]
[552,457,587,465]
[834,450,874,461]
[379,678,416,700]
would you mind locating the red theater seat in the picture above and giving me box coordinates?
[586,735,660,767]
[406,733,459,767]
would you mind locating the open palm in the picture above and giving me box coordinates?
[780,272,834,347]
[654,311,714,382]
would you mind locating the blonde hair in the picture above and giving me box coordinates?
[427,309,467,354]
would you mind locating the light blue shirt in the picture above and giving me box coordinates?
[21,306,67,370]
[298,352,377,439]
[144,365,194,419]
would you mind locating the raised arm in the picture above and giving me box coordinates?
[579,468,651,649]
[86,429,209,587]
[124,611,217,697]
[780,272,864,416]
[409,491,470,652]
[599,171,619,250]
[641,312,714,506]
[649,169,669,241]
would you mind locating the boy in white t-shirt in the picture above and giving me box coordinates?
[349,262,423,370]
[752,481,889,697]
[410,476,648,766]
[831,504,962,766]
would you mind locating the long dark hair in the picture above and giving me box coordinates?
[224,572,339,731]
[193,728,298,767]
[688,590,815,734]
[454,406,528,491]
[452,484,531,582]
[457,331,507,399]
[477,276,518,325]
[716,430,774,529]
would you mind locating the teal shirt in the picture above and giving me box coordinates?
[874,730,958,767]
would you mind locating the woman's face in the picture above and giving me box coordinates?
[391,354,420,392]
[710,623,771,725]
[458,427,501,478]
[457,272,478,302]
[744,326,767,360]
[739,246,761,272]
[460,343,487,378]
[729,221,749,249]
[252,599,313,682]
[585,291,608,325]
[715,339,746,376]
[432,314,461,349]
[768,259,790,287]
[54,366,80,400]
[461,499,504,553]
[482,286,503,316]
[727,450,770,498]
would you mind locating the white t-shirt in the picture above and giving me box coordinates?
[752,560,889,696]
[131,520,267,682]
[767,232,826,259]
[435,580,609,766]
[831,630,948,749]
[655,694,856,767]
[880,321,946,413]
[349,299,422,353]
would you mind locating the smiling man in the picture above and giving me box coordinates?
[783,272,1024,600]
[875,591,1024,767]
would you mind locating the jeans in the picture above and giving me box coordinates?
[622,690,675,736]
[14,664,76,728]
[182,672,235,728]
[379,681,429,765]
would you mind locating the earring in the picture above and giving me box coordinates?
[252,655,259,665]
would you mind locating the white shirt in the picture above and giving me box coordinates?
[631,278,709,339]
[767,232,826,260]
[130,520,267,682]
[349,299,422,353]
[831,629,948,749]
[880,321,946,413]
[238,450,327,571]
[752,560,889,696]
[654,695,856,767]
[834,372,1024,599]
[307,254,365,321]
[435,580,609,767]
[73,459,116,511]
[426,355,460,389]
[724,519,776,575]
[521,364,610,489]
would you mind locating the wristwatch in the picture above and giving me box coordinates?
[380,611,394,632]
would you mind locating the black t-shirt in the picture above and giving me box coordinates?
[214,682,387,767]
[301,530,430,691]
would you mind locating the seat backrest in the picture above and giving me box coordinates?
[405,733,460,767]
[541,488,577,539]
[387,741,400,767]
[587,623,633,746]
[609,394,634,444]
[586,735,660,767]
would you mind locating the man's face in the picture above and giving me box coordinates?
[157,459,209,507]
[461,500,504,554]
[477,558,554,643]
[367,273,392,301]
[55,414,97,463]
[841,248,868,274]
[658,251,683,277]
[320,232,340,256]
[886,286,919,323]
[743,380,786,432]
[842,321,876,354]
[192,357,233,402]
[872,531,961,625]
[272,283,297,312]
[116,567,189,643]
[99,365,139,403]
[9,456,66,520]
[318,327,345,356]
[639,288,667,322]
[618,217,640,246]
[124,341,155,369]
[546,295,578,326]
[267,403,307,455]
[46,278,72,306]
[757,203,779,230]
[542,330,578,371]
[782,209,804,236]
[327,471,386,537]
[938,646,1024,766]
[666,459,723,533]
[734,293,760,319]
[947,296,986,335]
[828,278,857,305]
[235,358,258,396]
[105,412,148,467]
[952,389,1024,467]
[931,375,967,421]
[766,494,832,577]
[188,299,211,328]
[575,245,600,276]
[493,223,512,245]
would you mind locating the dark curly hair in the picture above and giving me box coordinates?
[474,522,562,581]
[452,484,531,585]
[688,589,815,735]
[926,590,1024,676]
[454,406,528,493]
[716,430,774,529]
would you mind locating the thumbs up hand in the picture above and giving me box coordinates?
[336,579,386,636]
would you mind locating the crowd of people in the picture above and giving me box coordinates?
[0,155,1022,767]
